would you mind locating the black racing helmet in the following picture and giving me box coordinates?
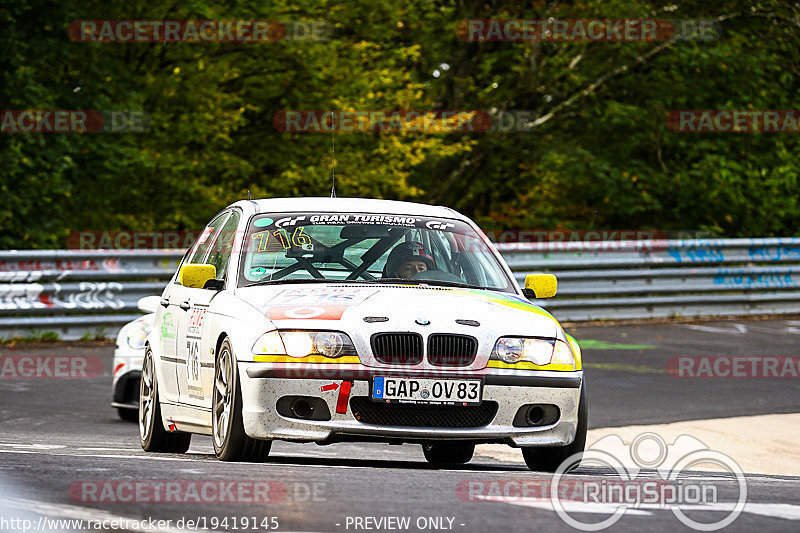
[384,241,435,277]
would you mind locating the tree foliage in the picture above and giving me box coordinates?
[1,0,799,248]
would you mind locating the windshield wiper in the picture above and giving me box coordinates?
[366,278,489,290]
[244,278,352,288]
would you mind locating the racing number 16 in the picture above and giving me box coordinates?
[251,227,310,251]
[186,340,200,382]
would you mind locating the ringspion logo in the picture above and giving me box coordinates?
[460,434,746,531]
[548,433,746,530]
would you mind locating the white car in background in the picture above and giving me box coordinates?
[111,296,158,421]
[139,197,587,471]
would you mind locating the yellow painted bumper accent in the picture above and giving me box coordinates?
[486,360,578,372]
[253,354,361,364]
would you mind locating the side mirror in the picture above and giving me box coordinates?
[137,295,161,313]
[179,263,217,289]
[523,273,557,299]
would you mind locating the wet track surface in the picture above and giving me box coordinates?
[1,317,799,532]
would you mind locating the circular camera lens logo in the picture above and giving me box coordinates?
[550,433,748,532]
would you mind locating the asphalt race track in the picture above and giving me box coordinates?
[1,317,799,532]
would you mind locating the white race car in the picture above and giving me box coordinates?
[139,197,587,471]
[111,296,159,421]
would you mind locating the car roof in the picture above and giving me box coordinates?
[229,197,467,220]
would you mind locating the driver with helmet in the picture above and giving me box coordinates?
[385,241,435,279]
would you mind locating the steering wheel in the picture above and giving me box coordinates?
[411,269,465,283]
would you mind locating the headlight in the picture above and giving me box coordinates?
[125,321,151,350]
[252,331,286,355]
[491,337,574,366]
[252,330,356,358]
[551,339,575,365]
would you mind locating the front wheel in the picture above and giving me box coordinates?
[422,442,475,465]
[522,382,587,473]
[212,338,271,462]
[139,346,191,453]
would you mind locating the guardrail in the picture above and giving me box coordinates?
[1,238,799,339]
[498,237,800,320]
[0,250,182,340]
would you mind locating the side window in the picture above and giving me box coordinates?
[172,246,195,284]
[188,212,229,264]
[429,231,454,272]
[205,211,241,281]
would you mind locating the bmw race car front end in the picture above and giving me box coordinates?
[235,320,584,448]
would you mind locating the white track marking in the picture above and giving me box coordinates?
[78,447,140,452]
[0,447,423,471]
[476,496,652,515]
[683,323,748,334]
[476,496,800,520]
[0,443,65,449]
[0,449,36,454]
[739,503,800,520]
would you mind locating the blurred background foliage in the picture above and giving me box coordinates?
[1,0,799,248]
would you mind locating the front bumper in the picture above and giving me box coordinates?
[238,362,582,447]
[111,348,143,409]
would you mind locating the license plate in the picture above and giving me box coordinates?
[371,377,482,405]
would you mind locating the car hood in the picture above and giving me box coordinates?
[234,283,560,339]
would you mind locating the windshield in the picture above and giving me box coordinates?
[237,212,514,292]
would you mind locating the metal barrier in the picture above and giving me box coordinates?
[498,238,800,321]
[0,250,182,340]
[2,238,800,339]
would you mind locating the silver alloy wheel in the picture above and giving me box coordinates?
[139,349,154,441]
[213,346,233,448]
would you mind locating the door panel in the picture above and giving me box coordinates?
[153,287,181,403]
[174,285,215,407]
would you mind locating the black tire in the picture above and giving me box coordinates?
[212,338,271,462]
[522,382,588,473]
[139,346,191,453]
[422,442,475,465]
[117,407,138,422]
